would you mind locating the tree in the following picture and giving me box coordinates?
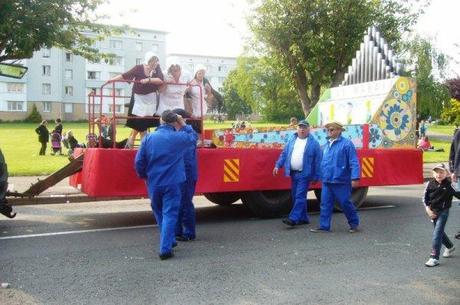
[24,103,42,123]
[247,0,427,117]
[0,0,118,62]
[401,37,450,118]
[223,56,302,122]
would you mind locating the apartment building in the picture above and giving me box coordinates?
[0,28,167,121]
[166,53,236,92]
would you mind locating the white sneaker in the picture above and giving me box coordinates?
[425,258,439,267]
[443,247,455,258]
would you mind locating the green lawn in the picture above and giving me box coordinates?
[0,121,451,176]
[427,124,457,135]
[422,139,451,163]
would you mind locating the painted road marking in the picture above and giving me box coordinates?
[0,224,157,240]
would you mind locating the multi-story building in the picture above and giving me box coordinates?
[166,53,236,92]
[0,28,167,121]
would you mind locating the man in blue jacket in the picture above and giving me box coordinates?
[172,108,198,242]
[311,121,360,233]
[273,120,322,226]
[135,110,197,260]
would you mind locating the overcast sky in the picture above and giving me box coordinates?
[103,0,459,76]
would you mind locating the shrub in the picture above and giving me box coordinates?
[24,103,42,123]
[441,98,460,125]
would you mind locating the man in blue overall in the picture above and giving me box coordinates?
[311,121,360,233]
[273,120,322,226]
[135,110,197,260]
[172,108,198,242]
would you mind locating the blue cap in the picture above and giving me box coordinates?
[298,120,309,127]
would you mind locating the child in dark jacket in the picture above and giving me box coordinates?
[423,163,460,267]
[35,120,49,155]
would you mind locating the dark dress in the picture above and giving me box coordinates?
[122,65,164,132]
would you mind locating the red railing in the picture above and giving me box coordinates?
[87,79,205,148]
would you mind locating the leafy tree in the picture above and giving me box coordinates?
[401,37,450,118]
[24,103,42,123]
[441,98,460,125]
[247,0,427,117]
[446,78,460,100]
[222,82,252,120]
[0,0,118,62]
[223,56,302,122]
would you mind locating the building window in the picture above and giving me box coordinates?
[65,69,73,80]
[151,44,159,53]
[64,103,73,113]
[110,40,123,49]
[42,65,51,76]
[218,66,222,72]
[43,102,52,112]
[65,86,73,96]
[87,87,100,95]
[6,83,24,93]
[109,104,122,113]
[42,48,51,58]
[42,83,51,95]
[87,71,100,80]
[112,56,123,66]
[136,58,143,65]
[188,64,194,73]
[116,89,124,96]
[7,101,25,112]
[136,42,143,51]
[65,52,73,62]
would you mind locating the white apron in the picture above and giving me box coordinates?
[132,92,157,116]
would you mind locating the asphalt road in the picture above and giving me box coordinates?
[1,185,459,305]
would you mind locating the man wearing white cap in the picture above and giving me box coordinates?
[311,121,360,233]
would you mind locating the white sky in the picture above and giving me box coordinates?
[103,0,459,76]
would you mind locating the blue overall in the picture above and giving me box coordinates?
[175,143,198,239]
[275,133,322,223]
[135,124,197,255]
[319,136,360,230]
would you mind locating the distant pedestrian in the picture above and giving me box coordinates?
[310,121,360,233]
[273,120,322,227]
[423,164,459,267]
[135,110,197,260]
[35,120,49,156]
[419,120,427,138]
[53,118,63,136]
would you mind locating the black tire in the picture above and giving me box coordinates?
[241,190,292,218]
[203,192,240,206]
[313,187,369,211]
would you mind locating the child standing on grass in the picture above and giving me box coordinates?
[423,163,460,267]
[35,120,49,156]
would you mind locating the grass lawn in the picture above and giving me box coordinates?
[427,124,457,135]
[0,120,451,176]
[422,139,451,163]
[0,120,286,176]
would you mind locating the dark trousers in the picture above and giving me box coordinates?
[431,209,453,259]
[39,142,47,155]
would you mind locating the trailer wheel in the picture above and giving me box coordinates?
[203,192,240,206]
[313,187,369,211]
[241,190,292,218]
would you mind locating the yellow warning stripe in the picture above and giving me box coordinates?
[224,159,239,182]
[361,157,374,178]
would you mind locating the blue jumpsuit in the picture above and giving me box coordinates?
[175,142,198,239]
[319,136,360,231]
[135,124,197,255]
[275,133,322,224]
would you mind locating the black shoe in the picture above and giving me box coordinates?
[176,235,195,242]
[0,204,16,219]
[310,227,330,233]
[159,252,174,260]
[282,218,295,226]
[349,226,359,233]
[172,242,178,248]
[455,232,460,240]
